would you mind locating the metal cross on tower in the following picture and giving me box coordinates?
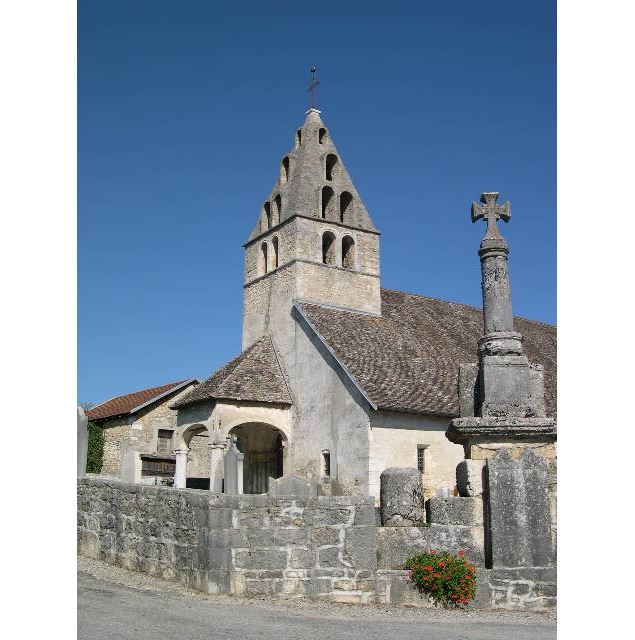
[307,65,319,109]
[471,192,511,238]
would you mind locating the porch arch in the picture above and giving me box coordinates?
[228,422,288,494]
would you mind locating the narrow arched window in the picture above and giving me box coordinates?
[264,201,271,229]
[325,154,338,181]
[342,235,355,269]
[322,231,336,265]
[340,191,353,223]
[321,186,334,219]
[259,242,268,276]
[296,129,302,147]
[274,194,282,224]
[280,157,290,184]
[319,128,327,144]
[272,236,279,269]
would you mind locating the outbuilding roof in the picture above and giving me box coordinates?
[172,336,293,408]
[295,288,556,418]
[86,379,197,421]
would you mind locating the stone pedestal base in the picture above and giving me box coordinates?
[447,417,556,460]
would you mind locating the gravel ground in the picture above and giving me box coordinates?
[78,555,556,625]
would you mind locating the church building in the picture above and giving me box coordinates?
[88,107,556,501]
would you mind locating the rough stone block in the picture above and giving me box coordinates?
[480,355,540,418]
[268,473,318,498]
[428,497,483,526]
[344,526,377,570]
[207,509,233,529]
[303,508,352,527]
[289,548,315,568]
[488,567,556,610]
[456,459,485,497]
[486,449,554,568]
[273,528,310,546]
[310,527,340,546]
[234,549,288,571]
[308,576,334,596]
[318,546,341,568]
[458,363,479,417]
[353,505,377,525]
[206,570,231,594]
[244,528,274,547]
[376,524,484,568]
[379,468,424,526]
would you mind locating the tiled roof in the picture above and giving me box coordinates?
[172,336,293,408]
[86,379,197,421]
[296,288,556,418]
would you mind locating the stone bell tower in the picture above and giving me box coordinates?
[242,107,381,348]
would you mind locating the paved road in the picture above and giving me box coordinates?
[78,572,556,640]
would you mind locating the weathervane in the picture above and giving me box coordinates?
[307,65,319,109]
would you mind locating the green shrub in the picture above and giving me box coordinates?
[86,421,104,473]
[402,550,476,606]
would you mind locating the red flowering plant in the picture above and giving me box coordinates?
[402,549,476,607]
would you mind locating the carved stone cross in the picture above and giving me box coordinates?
[471,192,511,237]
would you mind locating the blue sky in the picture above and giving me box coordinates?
[78,0,555,405]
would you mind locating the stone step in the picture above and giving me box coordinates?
[426,496,484,527]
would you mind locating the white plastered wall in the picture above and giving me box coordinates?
[369,410,465,503]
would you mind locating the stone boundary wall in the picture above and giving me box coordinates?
[78,478,376,602]
[77,478,555,609]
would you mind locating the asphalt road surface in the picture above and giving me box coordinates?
[78,572,556,640]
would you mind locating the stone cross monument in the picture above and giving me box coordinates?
[445,192,557,604]
[447,192,556,454]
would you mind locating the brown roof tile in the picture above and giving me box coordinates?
[86,379,196,421]
[297,288,556,418]
[172,336,293,408]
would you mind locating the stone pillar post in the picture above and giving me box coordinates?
[121,448,142,483]
[209,432,226,493]
[77,407,88,477]
[479,236,513,336]
[223,436,244,495]
[379,468,424,526]
[237,455,244,495]
[472,193,523,357]
[174,448,188,488]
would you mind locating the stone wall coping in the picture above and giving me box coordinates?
[446,417,556,445]
[77,478,375,507]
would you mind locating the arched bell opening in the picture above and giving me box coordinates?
[229,422,287,494]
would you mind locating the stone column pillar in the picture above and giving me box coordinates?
[472,192,523,357]
[237,455,244,494]
[209,432,226,493]
[174,448,189,488]
[479,236,513,336]
[223,436,245,495]
[77,407,88,477]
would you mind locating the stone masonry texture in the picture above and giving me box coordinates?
[78,478,377,602]
[485,449,554,568]
[77,478,555,609]
[379,468,424,526]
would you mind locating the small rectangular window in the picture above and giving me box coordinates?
[417,446,427,473]
[322,449,331,478]
[157,429,173,454]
